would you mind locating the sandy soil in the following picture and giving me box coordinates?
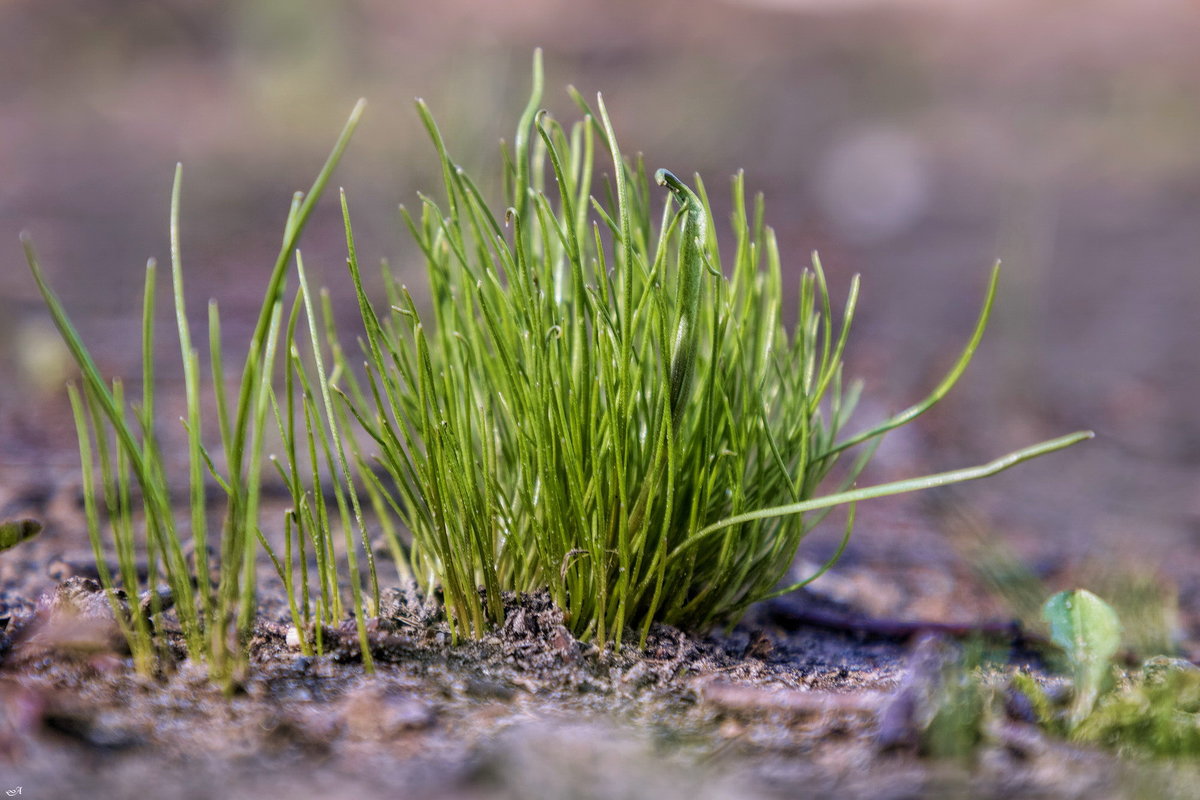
[0,572,1143,800]
[0,479,1190,799]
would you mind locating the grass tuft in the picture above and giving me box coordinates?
[331,50,1091,646]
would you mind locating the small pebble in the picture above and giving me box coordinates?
[285,626,304,650]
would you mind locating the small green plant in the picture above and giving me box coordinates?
[1043,588,1124,726]
[880,592,1198,764]
[25,51,1091,675]
[330,51,1089,645]
[1016,589,1200,758]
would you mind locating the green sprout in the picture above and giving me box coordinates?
[1044,588,1124,726]
[1016,589,1200,759]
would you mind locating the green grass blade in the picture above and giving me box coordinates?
[671,430,1093,563]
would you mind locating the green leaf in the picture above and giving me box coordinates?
[1043,588,1122,726]
[0,518,42,551]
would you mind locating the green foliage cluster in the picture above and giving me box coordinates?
[1073,658,1200,758]
[23,52,1088,679]
[911,590,1200,762]
[1019,589,1200,758]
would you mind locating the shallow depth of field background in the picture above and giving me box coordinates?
[2,0,1199,625]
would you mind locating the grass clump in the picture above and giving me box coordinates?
[332,51,1089,646]
[24,51,1090,675]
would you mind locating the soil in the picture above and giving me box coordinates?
[0,483,1190,800]
[0,575,1126,800]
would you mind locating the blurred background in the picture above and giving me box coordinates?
[2,0,1199,633]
